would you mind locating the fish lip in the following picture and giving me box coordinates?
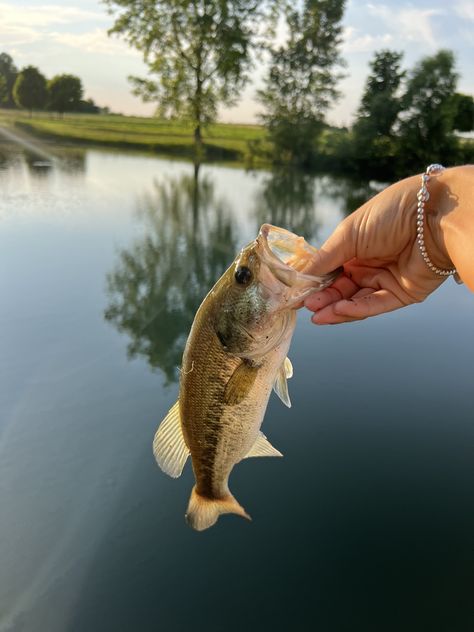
[256,224,341,306]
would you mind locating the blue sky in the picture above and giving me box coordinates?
[1,0,473,124]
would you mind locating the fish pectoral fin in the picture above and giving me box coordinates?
[153,400,190,478]
[273,357,292,408]
[224,361,259,406]
[244,431,283,458]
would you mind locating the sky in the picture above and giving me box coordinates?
[1,0,473,126]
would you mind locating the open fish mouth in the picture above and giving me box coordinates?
[256,224,342,307]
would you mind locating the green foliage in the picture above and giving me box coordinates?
[105,0,269,148]
[257,0,346,167]
[397,50,459,170]
[77,98,101,114]
[351,50,405,177]
[451,93,474,132]
[48,74,83,114]
[13,66,48,113]
[0,75,7,105]
[458,139,474,164]
[355,50,404,137]
[0,52,18,108]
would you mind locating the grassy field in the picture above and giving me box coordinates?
[0,109,269,165]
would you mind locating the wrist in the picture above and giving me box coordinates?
[422,169,458,273]
[438,166,474,289]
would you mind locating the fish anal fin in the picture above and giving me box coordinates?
[224,361,259,406]
[186,487,251,531]
[244,431,283,458]
[153,400,190,478]
[273,358,292,408]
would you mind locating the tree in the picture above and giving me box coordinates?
[48,74,83,114]
[451,93,474,133]
[13,66,47,114]
[398,50,459,170]
[0,52,18,108]
[105,0,269,154]
[257,0,346,167]
[355,50,405,137]
[352,49,405,177]
[0,75,7,106]
[77,98,101,114]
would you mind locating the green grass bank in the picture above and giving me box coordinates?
[0,110,270,165]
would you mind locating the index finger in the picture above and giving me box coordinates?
[305,219,358,277]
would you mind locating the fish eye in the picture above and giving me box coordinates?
[235,266,252,285]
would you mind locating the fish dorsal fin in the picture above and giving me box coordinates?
[244,431,283,458]
[273,356,293,408]
[153,400,190,478]
[224,361,259,406]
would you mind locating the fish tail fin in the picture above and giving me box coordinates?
[185,486,251,532]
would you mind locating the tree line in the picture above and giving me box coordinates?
[0,52,105,115]
[105,0,473,176]
[327,49,474,178]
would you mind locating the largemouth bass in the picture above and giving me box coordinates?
[153,224,340,531]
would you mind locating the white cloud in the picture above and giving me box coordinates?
[343,26,393,53]
[50,29,139,57]
[366,3,444,48]
[0,2,111,48]
[454,1,474,22]
[1,24,40,46]
[0,2,106,28]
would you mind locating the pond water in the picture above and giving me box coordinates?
[0,142,473,632]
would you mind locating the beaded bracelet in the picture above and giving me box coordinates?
[416,164,457,277]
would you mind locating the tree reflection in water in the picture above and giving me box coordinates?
[104,169,237,384]
[319,175,386,217]
[252,169,321,241]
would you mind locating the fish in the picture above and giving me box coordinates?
[153,224,340,531]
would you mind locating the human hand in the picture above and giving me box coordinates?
[304,172,457,324]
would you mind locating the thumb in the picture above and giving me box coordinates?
[307,218,357,276]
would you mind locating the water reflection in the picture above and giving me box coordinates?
[24,153,54,176]
[320,176,386,216]
[105,169,237,383]
[253,169,321,240]
[2,147,473,631]
[0,144,22,170]
[0,142,86,175]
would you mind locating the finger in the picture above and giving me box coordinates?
[305,219,358,276]
[311,289,405,324]
[309,287,374,323]
[307,174,423,278]
[304,273,360,312]
[351,287,375,299]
